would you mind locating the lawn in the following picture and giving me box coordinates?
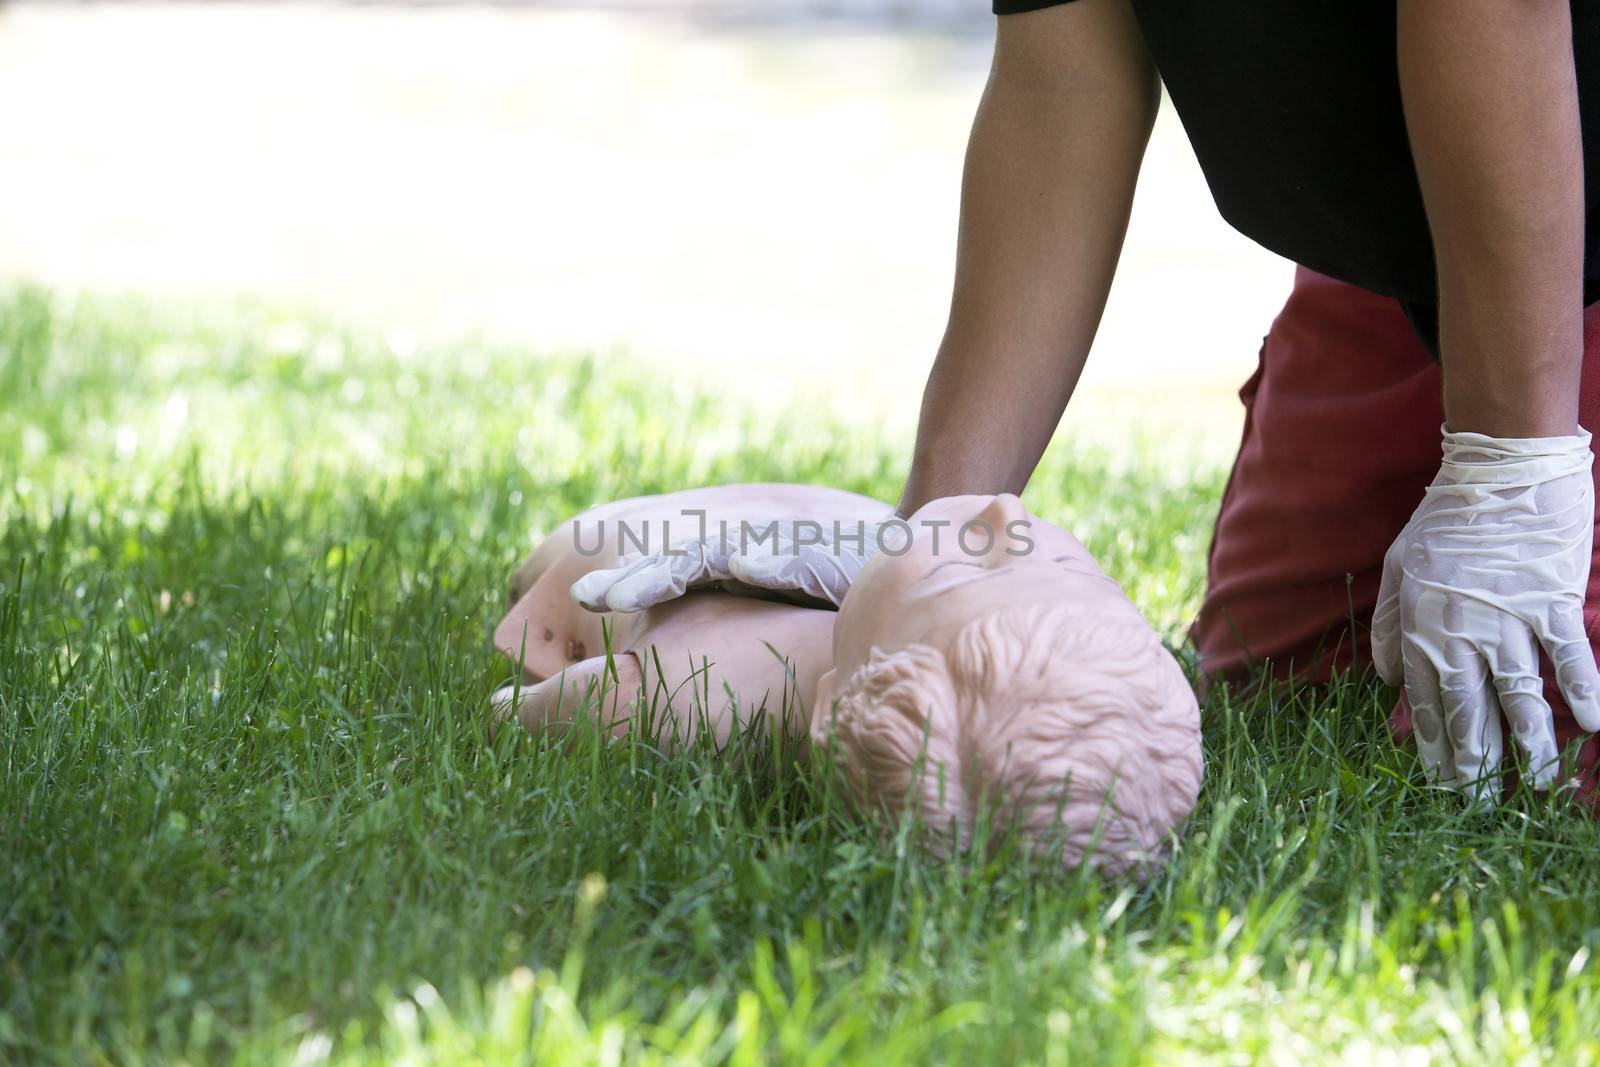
[3,285,1599,1065]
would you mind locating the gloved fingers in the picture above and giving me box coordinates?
[1489,621,1561,788]
[1370,538,1407,686]
[611,538,742,612]
[570,553,653,612]
[690,531,741,578]
[569,570,613,613]
[1436,633,1499,800]
[592,555,686,613]
[681,537,741,589]
[729,548,847,608]
[724,517,883,607]
[571,537,744,615]
[1402,635,1455,784]
[1537,604,1600,732]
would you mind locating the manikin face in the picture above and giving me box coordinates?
[817,494,1144,715]
[813,494,1202,870]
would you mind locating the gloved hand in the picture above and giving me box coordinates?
[1372,426,1600,799]
[570,535,741,613]
[571,517,893,613]
[723,517,892,608]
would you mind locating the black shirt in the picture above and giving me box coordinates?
[993,1,1600,351]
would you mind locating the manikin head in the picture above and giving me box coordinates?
[812,495,1202,873]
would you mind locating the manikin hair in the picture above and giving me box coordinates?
[816,604,1203,873]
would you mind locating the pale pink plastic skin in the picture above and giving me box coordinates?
[492,485,881,745]
[493,487,1203,870]
[815,494,1202,872]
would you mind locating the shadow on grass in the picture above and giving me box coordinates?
[4,285,1600,1063]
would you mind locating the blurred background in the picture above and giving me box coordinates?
[0,0,1291,456]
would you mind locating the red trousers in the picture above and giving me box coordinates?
[1191,266,1600,799]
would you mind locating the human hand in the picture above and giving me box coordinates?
[569,535,741,614]
[571,517,891,613]
[1372,427,1600,798]
[722,517,889,608]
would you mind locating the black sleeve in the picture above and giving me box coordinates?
[993,0,1080,13]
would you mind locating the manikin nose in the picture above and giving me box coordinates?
[970,494,1029,560]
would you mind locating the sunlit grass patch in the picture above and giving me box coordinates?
[3,286,1599,1065]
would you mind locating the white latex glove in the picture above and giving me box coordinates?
[571,517,892,613]
[570,535,740,613]
[724,517,891,608]
[1372,426,1600,798]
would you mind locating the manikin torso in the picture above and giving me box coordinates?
[493,484,884,744]
[493,487,1202,867]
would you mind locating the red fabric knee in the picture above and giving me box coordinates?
[1191,266,1443,682]
[1561,303,1600,803]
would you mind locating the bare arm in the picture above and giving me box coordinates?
[1397,0,1586,438]
[896,0,1158,515]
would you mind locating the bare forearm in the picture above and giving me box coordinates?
[898,0,1157,515]
[1398,0,1585,438]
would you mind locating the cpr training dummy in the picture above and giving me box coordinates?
[492,486,1202,872]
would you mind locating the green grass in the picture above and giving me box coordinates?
[3,284,1600,1065]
